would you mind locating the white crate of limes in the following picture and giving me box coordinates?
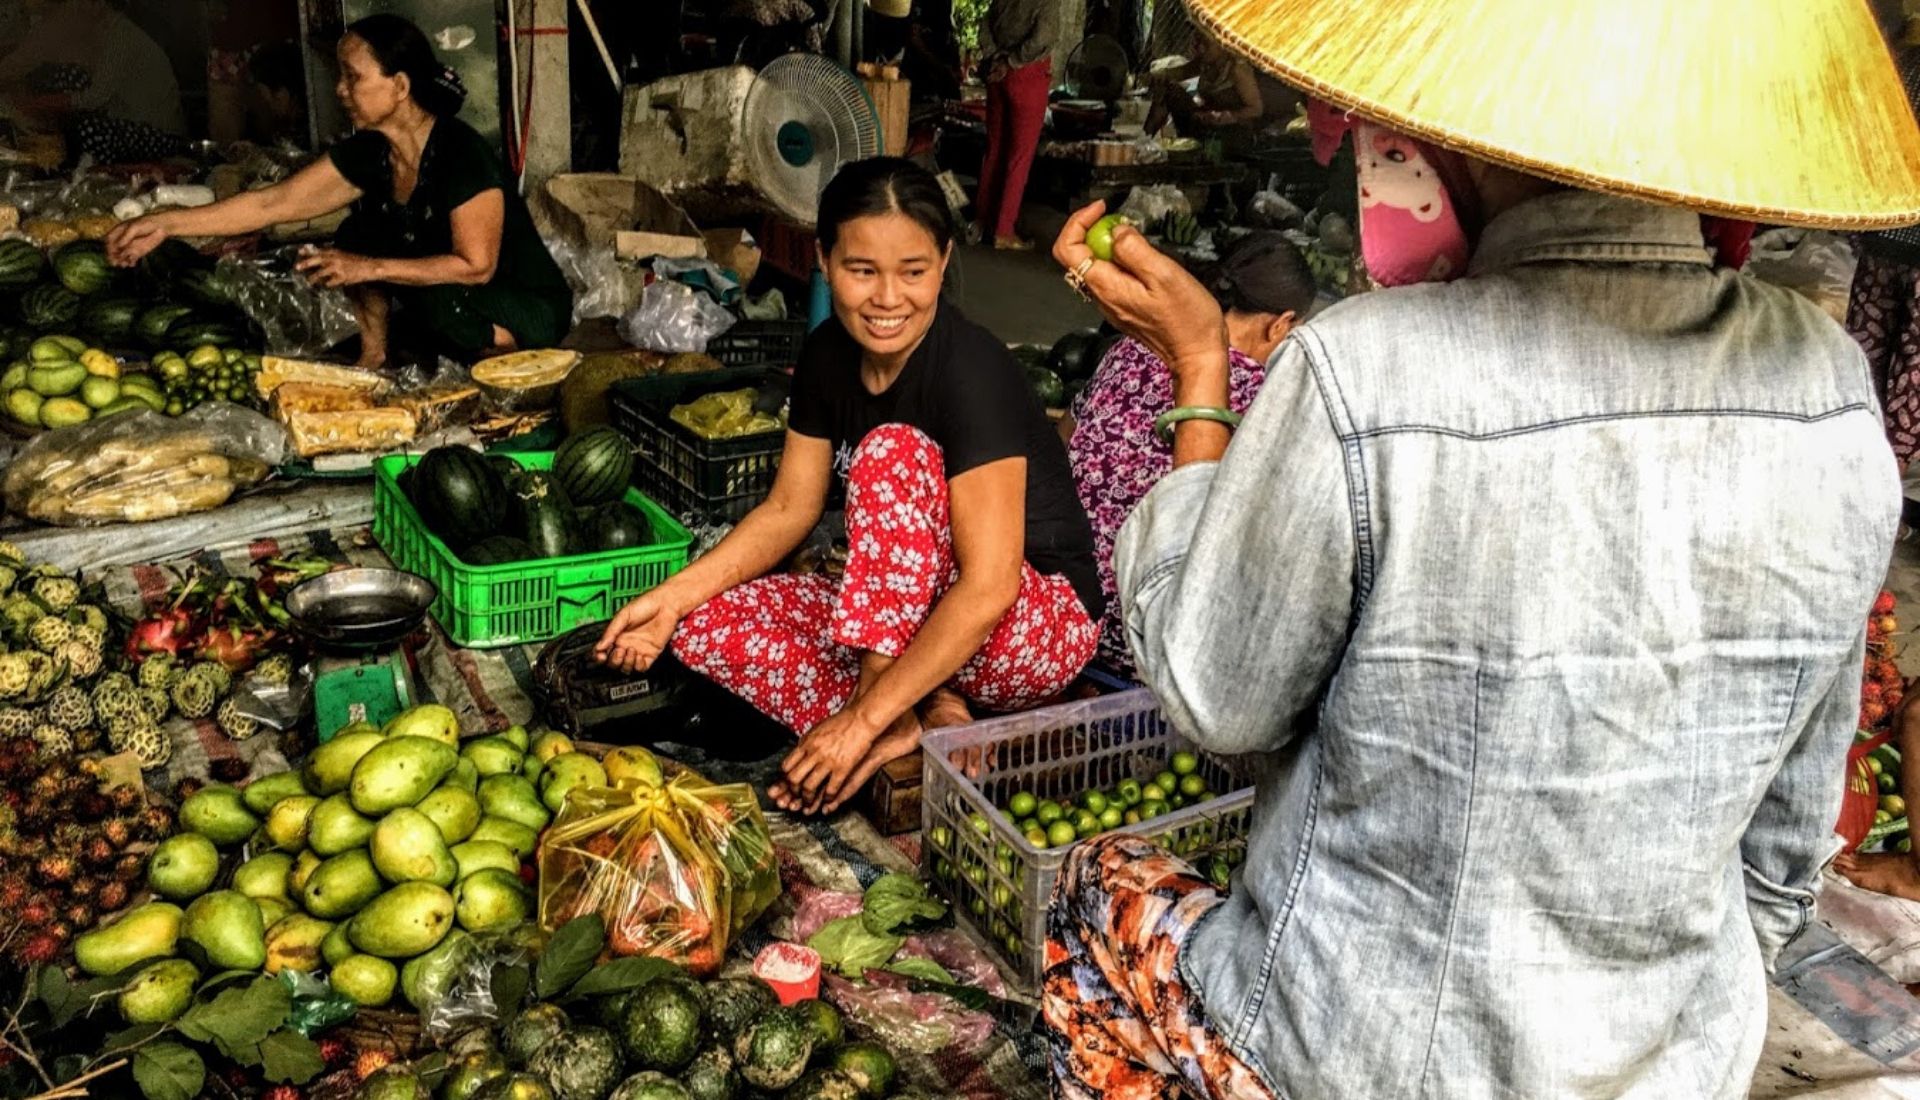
[919,689,1258,987]
[1862,737,1910,853]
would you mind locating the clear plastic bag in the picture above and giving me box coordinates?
[820,973,998,1055]
[2,404,290,525]
[538,772,778,977]
[543,232,638,322]
[618,280,738,354]
[216,250,358,355]
[1117,183,1192,229]
[417,925,547,1043]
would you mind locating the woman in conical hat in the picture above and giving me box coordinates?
[1043,3,1920,1098]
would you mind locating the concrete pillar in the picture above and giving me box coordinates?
[521,0,574,193]
[1051,0,1087,82]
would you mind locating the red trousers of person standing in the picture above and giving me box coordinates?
[671,425,1097,734]
[976,58,1051,242]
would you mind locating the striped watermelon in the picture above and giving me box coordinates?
[0,240,46,290]
[51,241,114,296]
[552,428,634,506]
[17,284,81,331]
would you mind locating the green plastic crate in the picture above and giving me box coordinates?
[371,451,692,649]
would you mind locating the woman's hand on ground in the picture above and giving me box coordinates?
[594,592,680,673]
[105,215,169,267]
[779,707,885,813]
[1053,200,1230,401]
[295,247,380,288]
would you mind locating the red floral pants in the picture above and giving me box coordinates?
[672,425,1099,733]
[1045,835,1277,1100]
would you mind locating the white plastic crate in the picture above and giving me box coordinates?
[919,689,1258,987]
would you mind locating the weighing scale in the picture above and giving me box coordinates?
[284,568,436,738]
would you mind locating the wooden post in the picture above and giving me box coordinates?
[520,0,574,193]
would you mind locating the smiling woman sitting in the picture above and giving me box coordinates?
[596,157,1103,815]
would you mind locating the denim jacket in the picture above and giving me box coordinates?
[1114,191,1901,1098]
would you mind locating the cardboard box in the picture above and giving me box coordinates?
[702,228,762,284]
[535,173,708,263]
[861,75,912,157]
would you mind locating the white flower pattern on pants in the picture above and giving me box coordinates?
[672,425,1099,733]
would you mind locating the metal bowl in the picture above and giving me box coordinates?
[285,568,437,650]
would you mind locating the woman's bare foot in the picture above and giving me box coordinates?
[769,709,925,816]
[920,686,973,730]
[1836,851,1920,902]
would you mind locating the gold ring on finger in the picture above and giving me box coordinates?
[1073,258,1094,279]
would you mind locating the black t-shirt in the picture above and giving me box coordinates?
[789,303,1104,620]
[327,117,570,299]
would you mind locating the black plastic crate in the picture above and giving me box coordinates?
[610,369,789,526]
[707,319,808,370]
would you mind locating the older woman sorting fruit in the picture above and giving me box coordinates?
[597,157,1102,816]
[104,15,570,367]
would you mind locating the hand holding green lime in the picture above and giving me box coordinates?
[1085,214,1132,262]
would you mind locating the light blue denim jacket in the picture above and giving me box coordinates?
[1114,191,1902,1098]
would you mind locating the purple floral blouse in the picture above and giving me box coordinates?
[1065,336,1269,676]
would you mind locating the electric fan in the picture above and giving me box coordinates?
[740,53,885,227]
[1064,34,1131,102]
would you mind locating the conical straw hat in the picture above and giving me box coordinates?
[1185,0,1920,229]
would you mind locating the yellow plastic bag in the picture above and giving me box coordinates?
[538,771,778,977]
[669,389,784,440]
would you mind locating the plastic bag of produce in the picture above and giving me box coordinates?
[617,279,737,354]
[669,388,785,440]
[2,403,290,525]
[216,250,359,356]
[537,772,778,976]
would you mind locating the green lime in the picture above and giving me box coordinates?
[1046,820,1077,847]
[1004,933,1022,957]
[1080,790,1108,815]
[1141,800,1168,820]
[992,883,1012,909]
[1170,793,1188,810]
[929,826,951,851]
[1098,806,1124,830]
[1016,817,1038,835]
[1179,774,1207,798]
[1877,809,1894,824]
[1036,800,1064,825]
[1116,779,1142,806]
[1025,827,1049,847]
[1123,808,1141,825]
[1903,837,1915,854]
[1883,772,1901,794]
[1170,752,1199,776]
[1009,791,1038,819]
[967,864,987,885]
[997,853,1015,877]
[1084,213,1130,262]
[1073,809,1100,836]
[1142,783,1168,804]
[1154,770,1178,794]
[969,813,992,836]
[1870,757,1886,776]
[970,895,987,917]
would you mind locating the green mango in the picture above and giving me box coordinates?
[478,774,551,832]
[303,731,386,796]
[232,851,295,901]
[359,1067,430,1100]
[530,732,574,762]
[321,920,355,966]
[443,1050,510,1100]
[461,736,524,778]
[348,882,457,959]
[539,754,608,816]
[455,868,532,933]
[146,833,219,901]
[288,850,322,895]
[75,903,182,976]
[471,1073,553,1100]
[302,849,382,920]
[264,913,334,974]
[332,953,399,1007]
[468,818,538,860]
[117,959,199,1024]
[442,756,481,793]
[415,786,482,845]
[333,719,380,739]
[350,736,459,815]
[499,725,530,752]
[399,927,474,1009]
[451,840,521,881]
[308,792,378,856]
[371,807,458,886]
[519,752,544,788]
[180,785,259,847]
[242,770,309,815]
[264,795,320,852]
[382,703,461,746]
[183,890,266,970]
[255,896,293,928]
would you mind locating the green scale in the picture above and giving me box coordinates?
[284,568,436,739]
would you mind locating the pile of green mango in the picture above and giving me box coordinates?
[70,704,623,1025]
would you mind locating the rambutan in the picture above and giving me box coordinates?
[172,778,204,803]
[209,758,249,784]
[62,903,91,929]
[262,1086,303,1100]
[318,1036,351,1068]
[112,854,143,883]
[135,806,173,839]
[353,1049,395,1082]
[1877,591,1897,616]
[73,792,110,824]
[107,786,139,814]
[32,855,73,886]
[81,837,113,868]
[101,819,130,850]
[13,932,59,965]
[95,880,127,912]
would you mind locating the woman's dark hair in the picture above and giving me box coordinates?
[817,157,954,255]
[1202,231,1317,317]
[345,14,467,117]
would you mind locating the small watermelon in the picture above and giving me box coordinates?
[553,428,634,506]
[0,240,47,290]
[18,284,81,331]
[51,241,114,296]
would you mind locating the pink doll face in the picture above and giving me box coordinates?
[1360,131,1449,223]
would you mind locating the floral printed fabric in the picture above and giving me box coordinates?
[1847,250,1920,469]
[1044,834,1276,1100]
[1066,338,1268,676]
[673,424,1098,733]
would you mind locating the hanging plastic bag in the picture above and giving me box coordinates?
[2,404,289,525]
[538,771,778,977]
[618,280,738,354]
[216,251,358,355]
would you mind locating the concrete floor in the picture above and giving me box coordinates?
[943,227,1105,348]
